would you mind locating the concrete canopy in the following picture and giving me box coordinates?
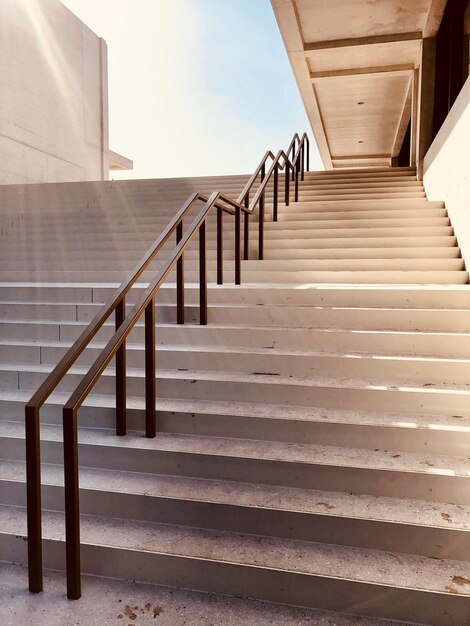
[271,0,447,169]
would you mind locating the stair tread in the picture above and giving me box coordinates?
[5,317,470,336]
[6,359,470,393]
[2,419,469,477]
[1,504,469,595]
[2,386,470,430]
[0,388,470,435]
[1,459,469,531]
[6,336,470,366]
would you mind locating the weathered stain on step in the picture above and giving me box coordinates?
[119,602,163,620]
[123,605,138,620]
[252,372,280,376]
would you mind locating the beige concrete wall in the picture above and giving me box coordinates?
[0,0,109,184]
[423,76,470,264]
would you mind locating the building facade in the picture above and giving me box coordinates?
[0,0,130,184]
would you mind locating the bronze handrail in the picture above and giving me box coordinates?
[24,132,309,599]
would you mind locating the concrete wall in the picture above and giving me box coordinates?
[0,0,109,184]
[424,76,470,264]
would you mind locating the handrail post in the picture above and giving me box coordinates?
[295,158,300,203]
[217,206,223,285]
[235,206,241,285]
[199,220,207,325]
[273,165,279,222]
[291,143,295,180]
[301,144,305,181]
[243,195,249,261]
[63,406,81,600]
[115,297,126,436]
[285,162,290,206]
[176,220,184,324]
[25,404,43,593]
[259,164,265,260]
[306,138,310,171]
[145,298,156,438]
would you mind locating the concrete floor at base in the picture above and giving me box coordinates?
[0,562,415,626]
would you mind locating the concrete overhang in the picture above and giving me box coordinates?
[109,149,134,171]
[271,0,447,169]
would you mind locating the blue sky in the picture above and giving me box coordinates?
[60,0,322,178]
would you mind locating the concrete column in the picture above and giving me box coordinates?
[100,38,110,181]
[410,68,419,167]
[416,38,436,180]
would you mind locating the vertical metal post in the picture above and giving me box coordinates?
[285,162,290,206]
[145,299,156,438]
[301,145,305,181]
[291,143,295,180]
[176,220,184,325]
[199,220,207,325]
[63,406,81,600]
[217,206,223,285]
[273,165,279,222]
[306,139,310,171]
[25,404,43,593]
[115,297,126,436]
[235,206,241,285]
[243,195,249,261]
[295,158,300,203]
[259,164,265,260]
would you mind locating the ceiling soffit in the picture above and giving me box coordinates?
[271,0,447,168]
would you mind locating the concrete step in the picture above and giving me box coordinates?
[7,300,470,329]
[298,189,426,199]
[0,245,462,263]
[1,420,468,502]
[6,214,448,237]
[296,180,423,190]
[284,199,444,212]
[1,458,468,560]
[7,336,470,385]
[1,389,469,456]
[0,259,464,276]
[4,318,470,360]
[4,283,470,308]
[264,225,453,239]
[4,362,470,417]
[265,235,457,249]
[277,207,448,221]
[263,246,462,260]
[265,217,450,230]
[1,504,468,623]
[241,258,465,271]
[2,270,467,283]
[191,269,469,284]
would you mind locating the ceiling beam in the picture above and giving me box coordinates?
[304,31,422,52]
[310,64,414,80]
[423,0,448,38]
[332,154,390,161]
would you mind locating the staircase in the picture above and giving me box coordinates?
[0,165,469,625]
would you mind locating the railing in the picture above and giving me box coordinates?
[24,132,309,599]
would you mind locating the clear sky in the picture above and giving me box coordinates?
[60,0,323,179]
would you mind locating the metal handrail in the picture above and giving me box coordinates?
[24,132,310,600]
